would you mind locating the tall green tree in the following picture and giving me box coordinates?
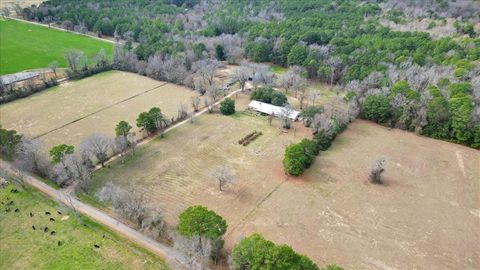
[115,121,132,137]
[148,107,166,130]
[178,205,227,240]
[362,95,392,124]
[0,126,22,159]
[136,112,156,133]
[232,233,319,270]
[287,44,308,66]
[49,144,74,164]
[220,98,235,115]
[215,44,226,61]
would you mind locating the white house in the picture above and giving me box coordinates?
[248,100,300,120]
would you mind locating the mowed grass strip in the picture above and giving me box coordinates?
[0,19,113,75]
[0,183,169,270]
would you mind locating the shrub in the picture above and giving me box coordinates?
[220,98,235,115]
[299,139,319,167]
[313,130,333,151]
[283,139,318,176]
[251,87,287,106]
[49,144,74,164]
[177,205,227,240]
[301,106,323,127]
[362,95,392,124]
[232,233,319,270]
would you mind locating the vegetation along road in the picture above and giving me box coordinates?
[0,158,190,270]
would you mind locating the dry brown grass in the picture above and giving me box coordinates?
[92,99,480,269]
[231,120,480,269]
[0,71,200,148]
[92,93,307,225]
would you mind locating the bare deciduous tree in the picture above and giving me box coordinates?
[278,66,304,95]
[279,105,294,129]
[308,90,321,106]
[79,133,114,167]
[64,50,86,73]
[97,182,164,232]
[192,59,219,94]
[14,136,49,177]
[177,103,189,120]
[370,157,386,184]
[114,136,129,163]
[212,165,235,191]
[191,96,201,112]
[48,61,58,77]
[206,82,223,102]
[231,64,252,92]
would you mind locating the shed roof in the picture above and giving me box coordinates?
[248,100,300,120]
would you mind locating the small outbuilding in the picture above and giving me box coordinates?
[248,100,300,120]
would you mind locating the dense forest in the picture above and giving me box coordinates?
[19,0,480,148]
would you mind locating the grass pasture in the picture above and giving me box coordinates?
[91,92,308,225]
[0,71,200,148]
[0,19,113,75]
[0,183,168,270]
[91,93,480,269]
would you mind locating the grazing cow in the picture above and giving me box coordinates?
[8,201,13,205]
[32,225,36,230]
[45,211,51,215]
[94,244,100,248]
[30,212,33,217]
[44,227,49,233]
[49,218,55,222]
[14,208,19,212]
[50,231,56,235]
[57,211,62,215]
[57,241,62,246]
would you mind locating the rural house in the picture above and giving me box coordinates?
[248,100,300,120]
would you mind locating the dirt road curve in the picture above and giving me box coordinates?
[0,159,189,270]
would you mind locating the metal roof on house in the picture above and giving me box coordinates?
[248,100,300,120]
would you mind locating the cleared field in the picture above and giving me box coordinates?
[92,94,480,269]
[0,183,168,269]
[91,92,307,224]
[0,19,112,75]
[231,120,480,269]
[0,71,200,148]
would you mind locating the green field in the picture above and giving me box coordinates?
[0,182,169,270]
[0,19,113,75]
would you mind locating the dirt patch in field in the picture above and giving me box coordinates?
[230,120,480,269]
[0,71,200,148]
[94,111,479,269]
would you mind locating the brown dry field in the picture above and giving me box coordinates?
[92,91,480,269]
[0,71,200,148]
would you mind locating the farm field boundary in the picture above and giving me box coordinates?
[34,82,168,139]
